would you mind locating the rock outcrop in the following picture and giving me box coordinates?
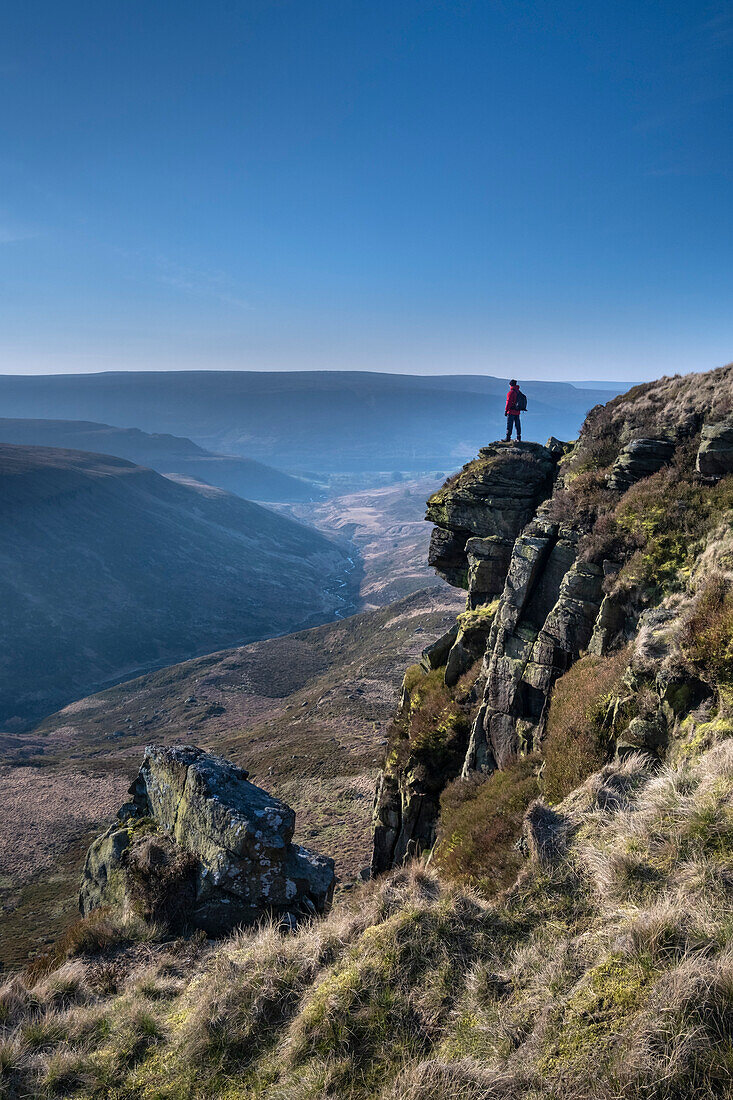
[426,443,557,592]
[463,520,604,774]
[80,745,335,933]
[605,437,675,491]
[372,441,562,874]
[427,440,607,774]
[373,369,733,877]
[696,420,733,478]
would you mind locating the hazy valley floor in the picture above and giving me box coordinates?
[272,476,444,608]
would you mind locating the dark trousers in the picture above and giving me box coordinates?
[505,413,521,441]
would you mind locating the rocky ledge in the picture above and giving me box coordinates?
[426,442,558,593]
[80,744,335,934]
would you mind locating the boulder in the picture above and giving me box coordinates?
[80,745,335,934]
[606,438,675,492]
[696,420,733,478]
[419,624,460,672]
[545,437,574,460]
[427,526,469,589]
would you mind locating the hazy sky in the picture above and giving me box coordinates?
[1,1,732,381]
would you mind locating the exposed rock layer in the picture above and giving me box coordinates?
[606,437,675,491]
[426,443,557,591]
[696,419,733,478]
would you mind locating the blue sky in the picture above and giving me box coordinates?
[1,0,732,381]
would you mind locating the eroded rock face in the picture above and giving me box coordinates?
[606,438,675,491]
[80,745,335,934]
[426,442,557,594]
[465,537,514,609]
[463,521,604,776]
[696,420,733,478]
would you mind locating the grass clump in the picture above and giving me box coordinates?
[24,909,154,985]
[433,757,540,890]
[681,575,733,696]
[542,648,629,803]
[539,952,653,1076]
[597,468,733,596]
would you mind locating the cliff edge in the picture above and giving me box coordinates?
[373,365,733,874]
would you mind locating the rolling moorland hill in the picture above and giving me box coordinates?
[0,370,617,472]
[0,444,354,731]
[1,366,732,1099]
[0,418,322,502]
[0,586,463,970]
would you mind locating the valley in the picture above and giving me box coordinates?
[0,445,353,730]
[0,585,463,970]
[274,475,445,606]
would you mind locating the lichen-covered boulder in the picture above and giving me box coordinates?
[696,420,733,478]
[80,745,335,934]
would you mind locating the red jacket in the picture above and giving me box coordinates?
[505,385,521,416]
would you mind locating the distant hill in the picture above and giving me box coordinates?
[0,418,322,501]
[0,444,353,729]
[0,371,618,472]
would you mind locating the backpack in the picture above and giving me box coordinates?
[516,390,527,412]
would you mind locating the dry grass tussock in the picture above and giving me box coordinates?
[574,362,733,472]
[2,735,733,1098]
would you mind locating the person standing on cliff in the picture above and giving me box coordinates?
[504,379,523,441]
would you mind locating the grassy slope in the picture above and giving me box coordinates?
[0,587,463,972]
[1,736,732,1099]
[2,367,733,1098]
